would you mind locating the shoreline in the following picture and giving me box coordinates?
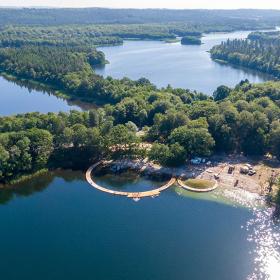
[100,155,280,197]
[1,156,279,208]
[1,155,279,198]
[0,71,107,109]
[210,58,279,81]
[0,169,49,188]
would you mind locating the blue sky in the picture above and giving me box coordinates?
[1,0,280,9]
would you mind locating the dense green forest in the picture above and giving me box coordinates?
[0,24,184,47]
[210,31,280,78]
[0,46,107,97]
[0,8,279,27]
[0,15,279,195]
[247,31,280,43]
[1,55,280,183]
[0,22,270,49]
[0,8,278,49]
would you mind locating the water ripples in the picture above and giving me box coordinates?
[246,207,280,279]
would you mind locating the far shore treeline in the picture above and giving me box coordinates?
[0,8,279,28]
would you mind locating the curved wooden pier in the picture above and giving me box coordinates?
[86,161,176,198]
[177,179,218,193]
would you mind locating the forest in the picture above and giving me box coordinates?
[0,22,266,49]
[0,8,278,49]
[0,19,279,206]
[1,42,280,184]
[210,31,280,78]
[0,8,279,28]
[0,24,181,48]
[181,36,202,45]
[0,46,107,97]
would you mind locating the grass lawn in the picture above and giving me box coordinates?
[184,179,215,189]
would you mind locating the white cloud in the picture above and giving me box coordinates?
[0,0,280,9]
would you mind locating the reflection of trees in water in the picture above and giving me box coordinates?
[213,60,275,81]
[0,170,84,205]
[54,169,84,183]
[0,173,54,205]
[3,74,56,95]
[1,74,97,111]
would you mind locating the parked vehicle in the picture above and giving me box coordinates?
[248,170,256,176]
[190,157,206,165]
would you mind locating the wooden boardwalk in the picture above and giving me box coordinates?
[177,179,218,193]
[86,161,176,199]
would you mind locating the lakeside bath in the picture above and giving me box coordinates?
[0,30,279,279]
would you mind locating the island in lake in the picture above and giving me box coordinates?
[181,35,202,45]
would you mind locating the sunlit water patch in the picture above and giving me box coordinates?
[246,207,280,280]
[176,185,280,279]
[175,185,265,208]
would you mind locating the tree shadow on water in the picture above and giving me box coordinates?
[0,170,84,205]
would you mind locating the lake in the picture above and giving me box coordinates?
[0,31,273,116]
[96,31,272,94]
[0,76,88,116]
[0,171,279,280]
[0,30,279,279]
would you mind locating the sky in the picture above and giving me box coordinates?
[0,0,280,9]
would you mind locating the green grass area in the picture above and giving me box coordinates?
[165,38,181,43]
[184,179,215,189]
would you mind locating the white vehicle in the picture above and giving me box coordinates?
[190,157,203,165]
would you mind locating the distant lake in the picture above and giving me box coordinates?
[96,31,272,94]
[0,31,274,116]
[0,76,91,116]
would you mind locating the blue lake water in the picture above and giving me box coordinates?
[0,30,279,279]
[0,31,273,116]
[96,31,272,94]
[0,76,84,116]
[0,171,279,280]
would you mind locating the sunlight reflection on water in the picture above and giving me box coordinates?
[246,207,280,280]
[176,186,280,279]
[211,187,280,279]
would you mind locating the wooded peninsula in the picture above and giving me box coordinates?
[211,31,280,78]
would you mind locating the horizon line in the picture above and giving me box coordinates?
[0,6,280,11]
